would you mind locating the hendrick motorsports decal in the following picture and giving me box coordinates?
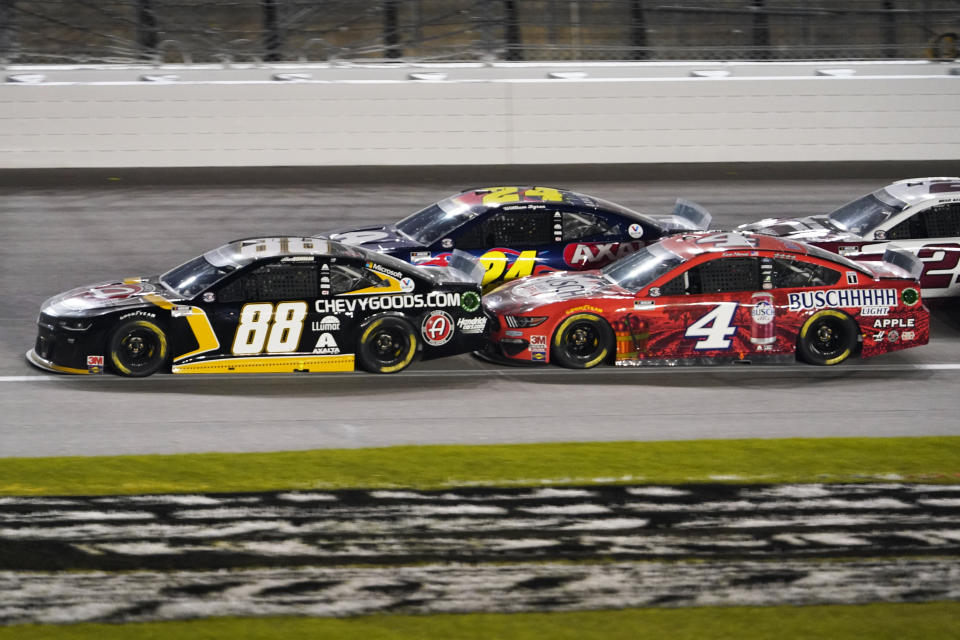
[787,288,898,312]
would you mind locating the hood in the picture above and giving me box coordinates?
[42,278,169,317]
[737,215,861,243]
[484,271,627,314]
[322,225,422,253]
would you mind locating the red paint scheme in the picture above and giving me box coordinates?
[484,232,930,366]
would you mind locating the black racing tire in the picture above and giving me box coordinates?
[108,319,169,377]
[551,313,613,369]
[357,316,419,374]
[797,310,859,366]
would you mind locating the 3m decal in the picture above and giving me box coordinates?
[422,310,454,346]
[529,334,548,354]
[684,303,739,350]
[232,302,308,355]
[563,242,644,268]
[86,355,104,374]
[787,288,898,312]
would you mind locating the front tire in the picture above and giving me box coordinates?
[357,316,419,374]
[797,310,859,366]
[108,319,169,377]
[551,313,613,369]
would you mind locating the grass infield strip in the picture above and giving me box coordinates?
[0,436,957,495]
[2,603,959,640]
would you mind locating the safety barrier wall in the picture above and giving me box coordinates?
[1,61,958,169]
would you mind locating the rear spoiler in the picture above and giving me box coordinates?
[655,199,712,232]
[442,249,485,285]
[882,245,924,280]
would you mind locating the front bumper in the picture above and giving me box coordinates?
[25,349,91,375]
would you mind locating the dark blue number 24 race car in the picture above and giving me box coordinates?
[325,186,711,290]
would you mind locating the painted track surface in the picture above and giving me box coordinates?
[3,168,960,457]
[3,483,959,624]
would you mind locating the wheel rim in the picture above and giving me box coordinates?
[119,328,160,370]
[565,322,603,362]
[371,327,409,366]
[809,318,845,359]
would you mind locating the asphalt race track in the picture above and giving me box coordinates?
[2,167,960,457]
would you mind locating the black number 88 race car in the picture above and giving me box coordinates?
[27,237,486,376]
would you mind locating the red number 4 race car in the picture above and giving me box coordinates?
[482,232,930,368]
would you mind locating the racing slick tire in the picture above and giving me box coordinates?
[797,310,859,366]
[551,313,614,369]
[357,316,419,374]
[108,319,169,377]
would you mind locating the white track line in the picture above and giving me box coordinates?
[3,362,960,383]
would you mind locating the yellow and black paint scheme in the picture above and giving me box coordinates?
[26,237,486,377]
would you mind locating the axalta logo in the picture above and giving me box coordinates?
[787,288,898,312]
[312,333,340,355]
[563,242,644,268]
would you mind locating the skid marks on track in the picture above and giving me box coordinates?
[2,559,960,625]
[2,483,960,624]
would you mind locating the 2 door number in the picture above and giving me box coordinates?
[684,303,738,350]
[232,302,308,355]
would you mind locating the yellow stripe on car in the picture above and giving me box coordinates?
[173,308,221,362]
[172,354,355,374]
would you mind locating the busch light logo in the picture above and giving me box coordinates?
[751,300,775,325]
[787,288,898,312]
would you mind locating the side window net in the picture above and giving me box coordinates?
[925,204,960,238]
[219,263,317,302]
[488,210,556,246]
[562,211,617,241]
[771,258,840,289]
[698,258,759,293]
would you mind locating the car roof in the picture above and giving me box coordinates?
[660,231,874,274]
[204,236,366,268]
[452,186,656,223]
[885,177,960,205]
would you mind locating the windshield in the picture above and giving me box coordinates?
[826,189,908,235]
[601,243,684,291]
[395,196,481,245]
[161,255,234,298]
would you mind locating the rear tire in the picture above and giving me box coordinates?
[797,310,858,366]
[551,313,613,369]
[357,316,419,374]
[108,319,168,377]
